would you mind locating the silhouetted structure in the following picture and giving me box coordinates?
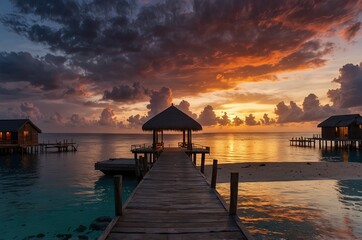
[142,104,202,150]
[317,114,362,140]
[0,119,41,145]
[130,105,209,163]
[291,114,362,149]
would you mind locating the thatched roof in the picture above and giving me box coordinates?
[317,114,362,128]
[0,119,42,133]
[142,105,202,131]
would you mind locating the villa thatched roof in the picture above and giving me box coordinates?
[142,105,202,131]
[317,114,362,128]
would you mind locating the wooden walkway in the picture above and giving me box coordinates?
[101,148,250,240]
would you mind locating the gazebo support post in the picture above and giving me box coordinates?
[187,129,192,150]
[189,130,193,150]
[183,130,186,147]
[152,130,156,150]
[161,130,164,148]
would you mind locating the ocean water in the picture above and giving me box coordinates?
[0,132,361,239]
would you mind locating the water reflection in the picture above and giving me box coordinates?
[336,180,362,212]
[94,175,137,204]
[0,134,139,239]
[217,180,362,239]
[0,154,39,193]
[193,132,318,164]
[320,149,362,163]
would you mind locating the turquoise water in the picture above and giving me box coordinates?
[0,132,361,239]
[0,134,139,240]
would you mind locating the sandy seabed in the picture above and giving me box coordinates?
[203,162,362,183]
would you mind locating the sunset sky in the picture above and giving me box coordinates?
[0,0,361,133]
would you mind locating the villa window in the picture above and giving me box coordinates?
[5,132,11,141]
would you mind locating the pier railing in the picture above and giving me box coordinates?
[290,134,362,150]
[0,139,77,154]
[130,143,152,151]
[178,142,210,151]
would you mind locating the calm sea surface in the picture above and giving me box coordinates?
[0,132,361,239]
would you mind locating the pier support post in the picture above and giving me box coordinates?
[229,172,239,215]
[200,153,205,174]
[193,153,196,165]
[114,175,123,216]
[141,156,148,176]
[211,159,218,189]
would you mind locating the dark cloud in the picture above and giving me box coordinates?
[232,116,244,126]
[69,113,89,127]
[103,82,149,102]
[176,100,197,119]
[327,62,362,108]
[7,102,42,120]
[275,93,345,123]
[0,85,34,100]
[98,107,121,126]
[217,112,230,126]
[341,22,361,41]
[260,114,276,125]
[127,114,148,128]
[48,112,66,125]
[198,105,218,126]
[245,114,260,126]
[1,0,360,96]
[0,51,77,90]
[275,101,303,123]
[147,87,172,117]
[126,86,172,128]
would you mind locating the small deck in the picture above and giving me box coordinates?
[95,158,136,175]
[100,148,251,240]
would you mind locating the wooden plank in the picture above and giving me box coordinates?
[112,226,240,234]
[104,148,250,240]
[107,231,245,240]
[114,220,239,228]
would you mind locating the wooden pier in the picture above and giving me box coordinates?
[99,148,252,240]
[289,137,316,147]
[290,135,362,150]
[0,139,77,154]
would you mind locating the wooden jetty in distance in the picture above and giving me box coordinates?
[0,139,77,154]
[290,135,362,149]
[290,137,316,148]
[99,148,252,240]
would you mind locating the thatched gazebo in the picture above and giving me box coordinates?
[142,104,202,150]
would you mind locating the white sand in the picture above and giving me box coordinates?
[203,162,362,182]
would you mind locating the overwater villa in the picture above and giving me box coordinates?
[0,119,77,154]
[0,119,41,145]
[291,114,362,149]
[317,114,362,140]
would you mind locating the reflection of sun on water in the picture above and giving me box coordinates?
[216,180,361,239]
